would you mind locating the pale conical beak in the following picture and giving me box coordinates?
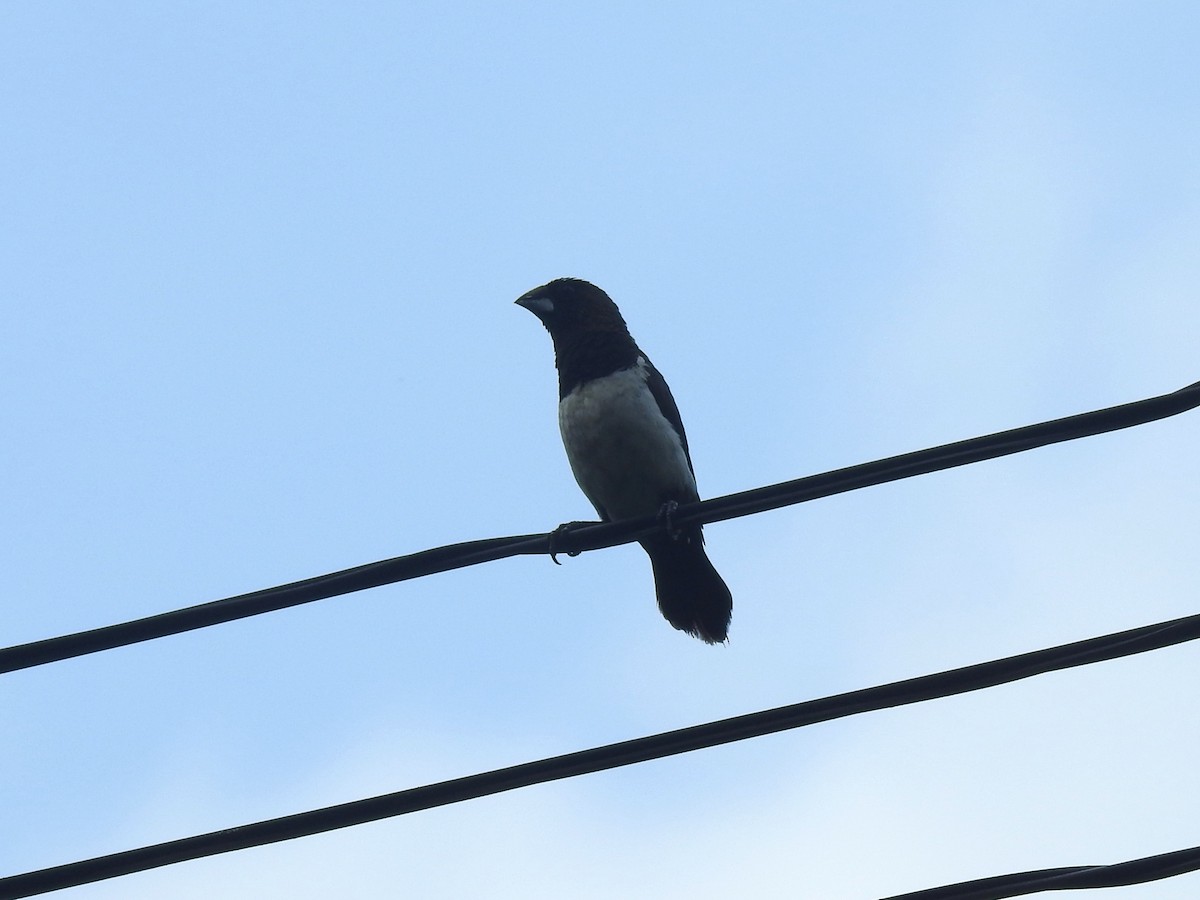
[515,293,554,318]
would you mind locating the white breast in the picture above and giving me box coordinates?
[558,357,697,521]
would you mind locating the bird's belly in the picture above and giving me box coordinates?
[558,368,697,521]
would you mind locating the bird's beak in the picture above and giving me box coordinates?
[515,293,554,318]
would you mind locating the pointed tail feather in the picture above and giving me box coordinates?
[640,531,732,643]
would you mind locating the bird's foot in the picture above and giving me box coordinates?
[657,500,683,542]
[548,521,589,565]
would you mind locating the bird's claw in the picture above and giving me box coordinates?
[657,500,683,542]
[548,522,585,564]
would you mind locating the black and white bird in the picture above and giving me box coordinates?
[516,277,732,643]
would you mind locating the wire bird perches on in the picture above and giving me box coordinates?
[3,378,1198,676]
[3,609,1200,898]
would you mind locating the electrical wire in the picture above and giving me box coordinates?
[3,608,1199,898]
[3,378,1198,676]
[883,844,1200,899]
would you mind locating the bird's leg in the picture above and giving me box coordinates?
[657,500,683,542]
[548,521,589,564]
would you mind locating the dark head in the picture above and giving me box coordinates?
[515,278,640,396]
[515,278,631,339]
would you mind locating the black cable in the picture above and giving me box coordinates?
[3,378,1197,677]
[691,376,1200,531]
[3,609,1199,899]
[883,844,1200,899]
[0,534,547,675]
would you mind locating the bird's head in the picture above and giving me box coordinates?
[515,278,630,339]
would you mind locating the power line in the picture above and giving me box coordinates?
[883,844,1200,899]
[3,378,1197,676]
[3,608,1198,898]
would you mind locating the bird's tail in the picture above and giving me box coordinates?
[640,530,732,644]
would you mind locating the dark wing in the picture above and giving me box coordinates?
[640,354,695,478]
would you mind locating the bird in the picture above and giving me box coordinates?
[515,277,732,643]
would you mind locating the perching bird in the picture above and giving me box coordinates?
[516,277,732,643]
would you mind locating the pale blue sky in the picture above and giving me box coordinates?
[3,3,1200,898]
